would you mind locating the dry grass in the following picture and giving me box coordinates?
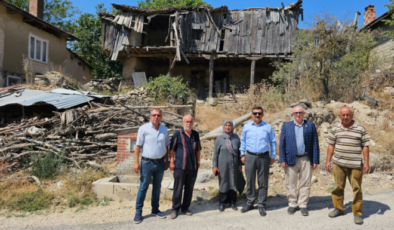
[0,167,108,212]
[195,104,240,131]
[21,84,53,91]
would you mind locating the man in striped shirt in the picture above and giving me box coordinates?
[326,106,370,225]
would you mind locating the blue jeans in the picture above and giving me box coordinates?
[135,158,165,214]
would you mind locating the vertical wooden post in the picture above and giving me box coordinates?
[246,57,262,87]
[169,58,173,76]
[250,60,256,86]
[209,54,214,98]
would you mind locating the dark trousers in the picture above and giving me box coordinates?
[172,168,198,211]
[219,190,237,205]
[245,153,270,207]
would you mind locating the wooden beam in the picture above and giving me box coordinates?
[246,57,263,61]
[250,60,256,86]
[209,54,214,98]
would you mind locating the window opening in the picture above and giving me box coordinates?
[6,75,21,87]
[29,35,48,63]
[192,29,203,41]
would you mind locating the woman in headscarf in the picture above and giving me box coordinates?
[212,119,245,212]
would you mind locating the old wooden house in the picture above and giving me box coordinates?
[100,1,303,98]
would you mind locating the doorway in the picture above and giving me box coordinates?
[214,71,229,94]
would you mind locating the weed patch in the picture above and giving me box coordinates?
[29,151,65,179]
[4,190,54,212]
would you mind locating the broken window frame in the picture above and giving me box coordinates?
[6,75,21,87]
[29,35,48,63]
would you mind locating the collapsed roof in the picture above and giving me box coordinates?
[100,1,303,61]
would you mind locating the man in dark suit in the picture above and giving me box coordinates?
[279,106,319,216]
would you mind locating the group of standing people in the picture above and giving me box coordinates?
[132,105,370,226]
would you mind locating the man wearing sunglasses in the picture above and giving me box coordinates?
[279,106,319,216]
[133,109,170,224]
[240,106,277,216]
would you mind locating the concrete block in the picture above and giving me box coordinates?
[96,182,114,200]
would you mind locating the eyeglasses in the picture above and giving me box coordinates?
[151,114,161,117]
[253,112,263,115]
[293,112,304,115]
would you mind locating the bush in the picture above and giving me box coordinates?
[30,151,65,179]
[143,74,194,103]
[68,194,94,208]
[6,190,54,212]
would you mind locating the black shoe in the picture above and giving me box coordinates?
[182,209,193,216]
[328,208,344,218]
[231,203,238,211]
[170,210,178,219]
[219,204,225,212]
[300,208,309,216]
[241,205,253,213]
[287,207,296,215]
[259,207,267,216]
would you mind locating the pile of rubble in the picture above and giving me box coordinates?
[83,78,122,93]
[34,71,72,87]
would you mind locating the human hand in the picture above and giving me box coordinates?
[363,163,370,174]
[238,165,242,173]
[241,156,245,164]
[281,162,288,169]
[198,163,200,169]
[134,161,140,173]
[170,161,175,171]
[312,164,317,170]
[270,158,275,166]
[212,167,219,176]
[164,161,169,170]
[325,162,331,173]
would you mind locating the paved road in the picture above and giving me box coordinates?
[34,190,393,230]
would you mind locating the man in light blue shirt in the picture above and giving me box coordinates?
[133,108,170,224]
[240,106,277,217]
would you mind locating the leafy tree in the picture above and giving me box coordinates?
[138,0,209,9]
[67,4,123,79]
[272,12,378,101]
[7,0,80,31]
[384,0,394,38]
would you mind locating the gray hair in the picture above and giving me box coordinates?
[151,108,162,115]
[339,106,353,115]
[292,106,305,112]
[183,114,194,122]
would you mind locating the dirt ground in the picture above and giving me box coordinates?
[1,168,393,229]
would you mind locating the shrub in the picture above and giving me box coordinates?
[6,190,54,212]
[143,74,194,103]
[68,194,94,208]
[30,151,65,179]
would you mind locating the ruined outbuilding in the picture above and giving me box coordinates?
[100,1,303,98]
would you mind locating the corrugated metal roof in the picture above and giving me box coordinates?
[51,88,110,99]
[0,89,94,109]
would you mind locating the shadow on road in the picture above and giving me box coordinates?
[343,200,391,219]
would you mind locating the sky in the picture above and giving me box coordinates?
[70,0,391,29]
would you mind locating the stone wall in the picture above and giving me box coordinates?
[370,22,394,69]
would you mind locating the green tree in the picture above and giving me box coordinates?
[7,0,80,31]
[272,12,378,101]
[137,0,209,9]
[67,4,123,79]
[384,0,394,38]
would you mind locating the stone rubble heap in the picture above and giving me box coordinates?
[83,78,121,93]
